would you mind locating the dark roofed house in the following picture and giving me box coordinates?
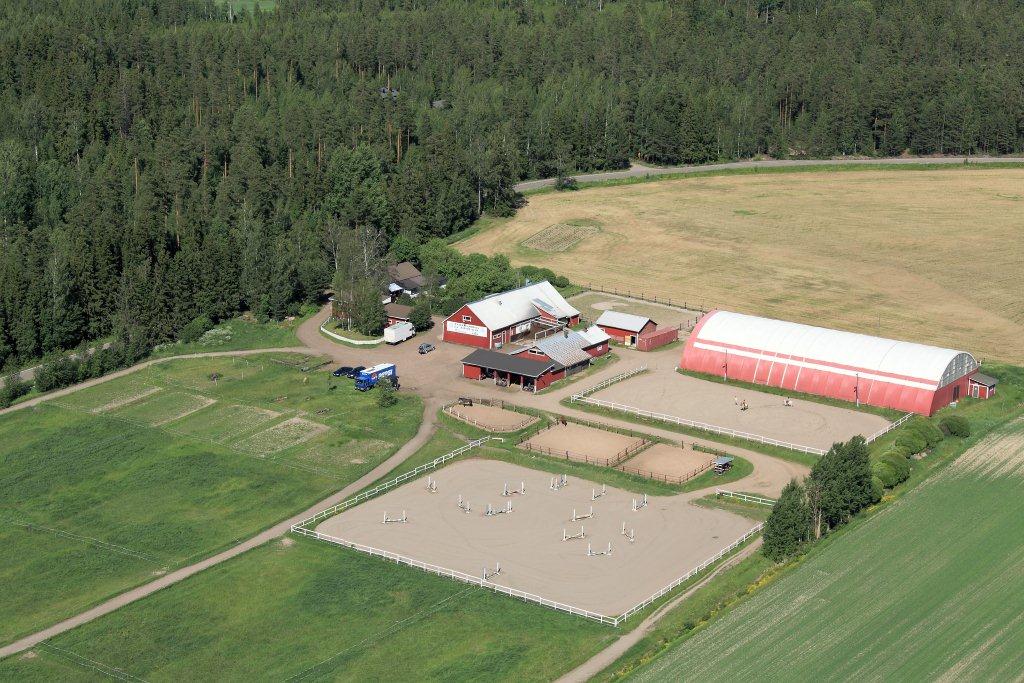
[385,261,438,301]
[385,302,413,326]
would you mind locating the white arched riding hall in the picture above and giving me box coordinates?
[680,310,979,415]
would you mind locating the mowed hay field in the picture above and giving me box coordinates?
[0,354,421,646]
[628,417,1024,682]
[459,168,1024,364]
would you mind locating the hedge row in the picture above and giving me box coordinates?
[871,414,973,489]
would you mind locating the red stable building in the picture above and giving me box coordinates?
[680,310,985,416]
[461,349,565,391]
[443,281,580,349]
[461,326,610,392]
[595,311,656,347]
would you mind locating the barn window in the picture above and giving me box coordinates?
[462,315,471,323]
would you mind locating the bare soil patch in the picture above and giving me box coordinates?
[314,459,756,616]
[618,443,714,483]
[593,370,890,452]
[445,404,538,432]
[520,422,647,466]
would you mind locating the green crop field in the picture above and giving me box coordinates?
[0,354,421,646]
[629,418,1024,681]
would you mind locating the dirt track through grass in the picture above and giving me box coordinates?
[460,168,1024,364]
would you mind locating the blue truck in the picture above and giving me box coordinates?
[354,363,398,391]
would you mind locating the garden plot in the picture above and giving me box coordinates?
[234,417,329,455]
[112,390,217,427]
[171,403,282,443]
[521,222,601,252]
[58,380,161,414]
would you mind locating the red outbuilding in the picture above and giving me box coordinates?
[595,311,656,347]
[461,349,565,391]
[442,281,580,349]
[968,373,998,400]
[680,310,983,416]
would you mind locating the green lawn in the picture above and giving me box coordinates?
[0,537,615,681]
[626,417,1024,681]
[0,354,421,646]
[150,313,309,358]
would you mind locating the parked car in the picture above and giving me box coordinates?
[332,366,353,377]
[418,342,435,355]
[346,366,365,378]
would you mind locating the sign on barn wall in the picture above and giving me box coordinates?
[446,321,488,337]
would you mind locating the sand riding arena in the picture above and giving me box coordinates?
[304,458,758,619]
[617,443,714,484]
[586,371,892,453]
[518,420,649,466]
[444,400,539,432]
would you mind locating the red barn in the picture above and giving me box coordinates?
[680,310,981,416]
[595,311,656,347]
[442,281,580,349]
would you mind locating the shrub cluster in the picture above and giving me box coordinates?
[178,315,215,344]
[33,344,145,394]
[940,414,972,438]
[0,376,32,408]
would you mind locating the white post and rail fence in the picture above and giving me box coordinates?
[571,367,915,457]
[291,435,765,627]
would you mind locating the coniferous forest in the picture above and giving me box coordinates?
[2,0,1023,370]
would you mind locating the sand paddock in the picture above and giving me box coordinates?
[519,422,647,466]
[314,459,755,616]
[618,444,714,484]
[445,404,538,432]
[593,371,891,451]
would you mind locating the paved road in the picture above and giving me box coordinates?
[1,310,803,659]
[513,155,1024,192]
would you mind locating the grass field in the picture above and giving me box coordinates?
[0,354,421,645]
[626,417,1024,681]
[0,536,614,681]
[151,313,308,358]
[459,167,1024,364]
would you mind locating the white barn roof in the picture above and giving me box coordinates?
[579,325,611,346]
[595,310,653,333]
[694,310,977,387]
[466,281,578,330]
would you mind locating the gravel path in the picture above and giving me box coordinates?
[513,155,1024,192]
